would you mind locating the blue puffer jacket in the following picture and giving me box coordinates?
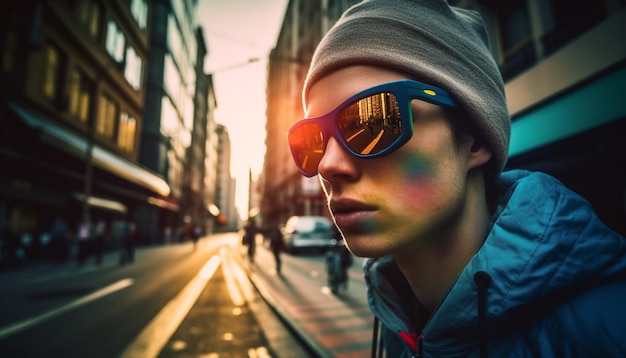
[365,170,626,357]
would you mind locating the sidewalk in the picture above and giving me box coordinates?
[239,243,374,358]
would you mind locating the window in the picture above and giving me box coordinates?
[118,111,137,152]
[69,68,92,124]
[97,93,117,139]
[542,0,606,55]
[43,44,61,100]
[124,46,143,90]
[1,7,18,74]
[105,20,125,63]
[164,54,182,105]
[1,30,17,74]
[496,0,536,80]
[130,0,148,29]
[77,0,102,39]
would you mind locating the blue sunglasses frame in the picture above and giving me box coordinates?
[288,79,458,177]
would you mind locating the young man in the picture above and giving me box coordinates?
[242,218,258,263]
[287,0,626,356]
[266,225,284,274]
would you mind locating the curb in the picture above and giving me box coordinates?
[231,248,333,358]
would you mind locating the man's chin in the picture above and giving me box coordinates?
[343,234,390,258]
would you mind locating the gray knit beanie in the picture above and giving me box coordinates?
[302,0,510,176]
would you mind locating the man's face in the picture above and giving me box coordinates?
[306,66,481,258]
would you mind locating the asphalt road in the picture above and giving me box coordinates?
[0,232,373,357]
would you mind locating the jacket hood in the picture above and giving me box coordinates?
[365,169,626,350]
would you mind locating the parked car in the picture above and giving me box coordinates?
[281,216,336,254]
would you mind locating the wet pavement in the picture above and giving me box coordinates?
[154,238,374,358]
[1,233,373,357]
[157,246,316,358]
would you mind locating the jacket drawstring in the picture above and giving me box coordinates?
[372,316,382,358]
[474,271,492,358]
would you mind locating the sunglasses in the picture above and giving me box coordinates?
[287,79,457,177]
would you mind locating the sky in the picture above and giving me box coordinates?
[196,0,289,218]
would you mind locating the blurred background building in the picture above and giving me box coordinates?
[262,0,361,229]
[0,0,237,264]
[140,0,198,242]
[215,124,237,232]
[261,0,626,236]
[1,0,161,250]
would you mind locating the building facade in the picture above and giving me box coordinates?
[215,124,237,232]
[262,0,626,236]
[469,0,626,236]
[0,0,170,259]
[181,27,216,238]
[201,72,219,234]
[139,0,200,241]
[262,0,361,229]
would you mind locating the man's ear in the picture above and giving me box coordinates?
[468,138,492,169]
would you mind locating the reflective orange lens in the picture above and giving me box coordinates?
[287,121,324,175]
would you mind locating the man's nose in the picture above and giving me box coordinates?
[318,137,359,179]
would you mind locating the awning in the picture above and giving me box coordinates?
[147,196,180,212]
[73,193,128,214]
[8,102,171,197]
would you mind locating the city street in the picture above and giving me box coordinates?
[2,2,625,357]
[0,232,374,357]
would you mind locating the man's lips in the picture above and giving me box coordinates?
[330,198,377,230]
[330,198,377,214]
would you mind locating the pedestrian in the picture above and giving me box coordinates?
[326,237,353,293]
[76,219,91,266]
[331,227,353,285]
[242,218,258,264]
[93,219,107,264]
[286,0,626,356]
[192,225,201,250]
[120,221,136,265]
[50,216,71,264]
[163,226,172,244]
[266,225,284,274]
